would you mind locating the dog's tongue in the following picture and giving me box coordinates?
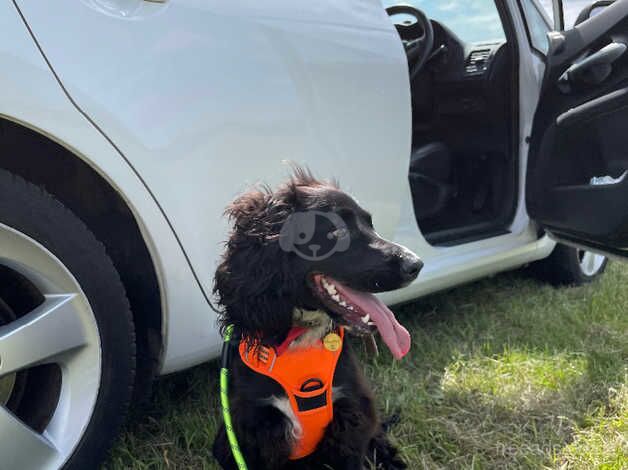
[336,283,411,359]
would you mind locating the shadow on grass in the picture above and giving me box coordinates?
[381,265,627,468]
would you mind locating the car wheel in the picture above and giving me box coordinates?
[0,169,135,469]
[531,242,608,286]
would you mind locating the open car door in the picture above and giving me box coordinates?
[527,0,628,258]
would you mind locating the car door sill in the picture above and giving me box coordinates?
[426,225,511,246]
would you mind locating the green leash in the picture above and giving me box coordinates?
[220,325,248,470]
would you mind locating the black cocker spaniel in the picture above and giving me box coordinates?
[213,168,422,469]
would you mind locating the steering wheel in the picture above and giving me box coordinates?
[386,5,434,79]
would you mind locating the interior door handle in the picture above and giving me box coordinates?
[558,42,627,93]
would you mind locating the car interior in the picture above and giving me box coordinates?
[386,2,519,246]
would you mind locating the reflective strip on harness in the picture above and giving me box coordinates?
[238,328,344,460]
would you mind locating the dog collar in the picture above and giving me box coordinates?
[275,326,309,356]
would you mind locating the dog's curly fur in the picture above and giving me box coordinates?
[214,168,328,346]
[212,168,419,469]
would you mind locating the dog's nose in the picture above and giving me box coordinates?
[401,256,423,281]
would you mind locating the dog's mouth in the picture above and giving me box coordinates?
[309,273,411,359]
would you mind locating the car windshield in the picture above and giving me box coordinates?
[382,0,505,45]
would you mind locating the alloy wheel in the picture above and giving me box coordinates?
[0,222,101,469]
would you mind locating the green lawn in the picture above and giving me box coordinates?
[106,263,628,469]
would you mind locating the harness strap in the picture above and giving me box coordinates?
[239,327,344,459]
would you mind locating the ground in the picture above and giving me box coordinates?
[106,263,628,469]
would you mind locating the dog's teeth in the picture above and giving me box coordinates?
[339,301,347,307]
[332,294,341,302]
[367,321,375,326]
[347,306,354,311]
[361,314,370,324]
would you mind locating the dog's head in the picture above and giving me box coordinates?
[214,167,422,358]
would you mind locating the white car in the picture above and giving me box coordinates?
[1,0,627,468]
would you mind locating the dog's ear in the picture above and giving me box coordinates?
[214,240,298,346]
[215,187,299,345]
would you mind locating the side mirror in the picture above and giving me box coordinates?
[574,1,615,27]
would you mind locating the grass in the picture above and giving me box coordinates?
[106,263,628,469]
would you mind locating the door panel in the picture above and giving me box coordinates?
[527,0,628,257]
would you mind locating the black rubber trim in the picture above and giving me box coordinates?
[549,230,627,259]
[427,227,510,246]
[495,0,521,233]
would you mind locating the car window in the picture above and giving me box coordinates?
[539,0,594,29]
[520,0,552,54]
[382,0,506,45]
[520,0,596,54]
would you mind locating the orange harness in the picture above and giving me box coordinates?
[239,327,344,460]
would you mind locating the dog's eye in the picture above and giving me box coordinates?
[327,228,349,240]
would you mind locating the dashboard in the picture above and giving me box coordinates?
[387,4,513,129]
[427,21,505,82]
[405,19,511,120]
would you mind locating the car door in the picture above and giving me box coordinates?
[526,0,628,257]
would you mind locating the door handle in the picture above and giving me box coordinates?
[558,42,627,93]
[83,0,167,18]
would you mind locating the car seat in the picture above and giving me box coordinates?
[408,142,456,220]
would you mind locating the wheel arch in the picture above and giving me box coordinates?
[0,116,162,401]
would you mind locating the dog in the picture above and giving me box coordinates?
[212,168,422,469]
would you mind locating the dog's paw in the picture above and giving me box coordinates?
[370,453,407,470]
[366,430,407,470]
[380,454,407,470]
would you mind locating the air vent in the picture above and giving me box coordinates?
[465,49,491,75]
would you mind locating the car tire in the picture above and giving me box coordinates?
[531,243,608,286]
[0,169,135,469]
